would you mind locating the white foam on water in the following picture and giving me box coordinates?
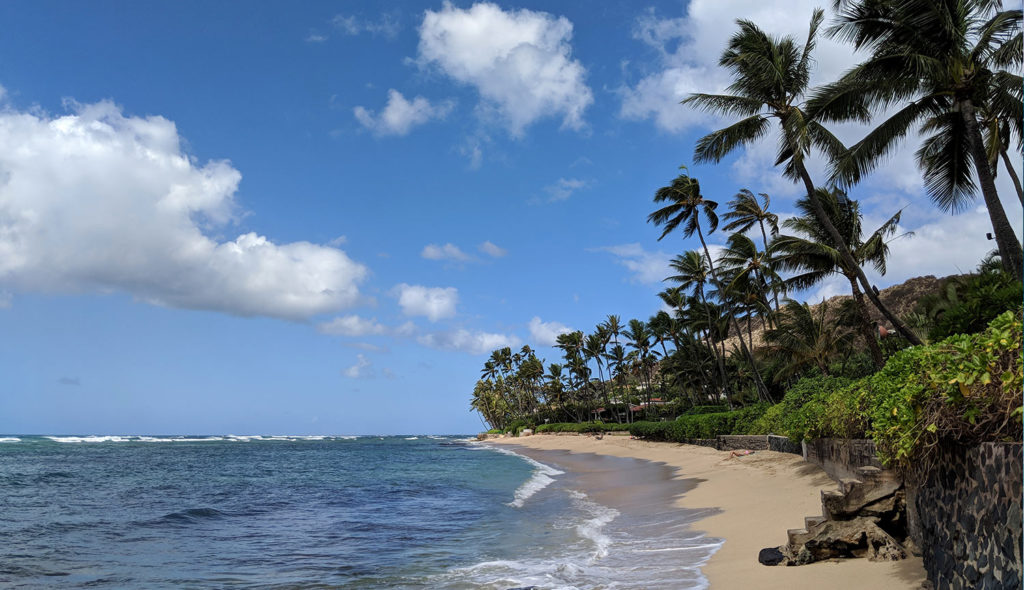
[45,435,132,443]
[567,490,619,561]
[486,446,564,508]
[404,437,418,440]
[0,437,20,443]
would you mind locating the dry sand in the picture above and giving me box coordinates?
[490,434,926,589]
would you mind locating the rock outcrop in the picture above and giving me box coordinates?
[763,465,909,566]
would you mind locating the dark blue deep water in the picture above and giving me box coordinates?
[0,435,718,589]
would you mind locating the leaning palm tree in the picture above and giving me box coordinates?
[814,0,1023,278]
[649,170,772,401]
[772,187,906,369]
[683,9,923,344]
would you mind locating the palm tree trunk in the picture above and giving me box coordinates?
[794,162,924,345]
[697,286,729,399]
[961,101,1024,281]
[999,147,1024,206]
[848,275,884,369]
[759,220,781,313]
[695,225,772,403]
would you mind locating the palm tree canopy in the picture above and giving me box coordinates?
[648,171,719,241]
[811,0,1023,212]
[723,188,780,236]
[773,187,906,289]
[683,9,846,181]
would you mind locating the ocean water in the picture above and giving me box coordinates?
[0,435,720,589]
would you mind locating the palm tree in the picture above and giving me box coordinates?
[980,99,1024,205]
[763,299,855,379]
[624,319,661,417]
[815,0,1023,279]
[772,187,906,369]
[649,170,772,401]
[723,189,782,310]
[604,343,629,422]
[683,9,923,344]
[717,232,782,325]
[584,330,612,420]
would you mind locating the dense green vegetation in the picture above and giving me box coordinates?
[470,0,1023,464]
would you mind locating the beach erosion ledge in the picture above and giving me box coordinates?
[488,434,927,590]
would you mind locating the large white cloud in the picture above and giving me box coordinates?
[417,2,593,135]
[354,89,454,136]
[417,328,520,354]
[0,100,368,319]
[392,283,458,321]
[528,316,573,347]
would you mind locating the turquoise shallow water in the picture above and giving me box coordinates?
[0,435,718,589]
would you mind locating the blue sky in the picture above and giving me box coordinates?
[0,1,1020,435]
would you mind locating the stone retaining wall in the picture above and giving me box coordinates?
[717,435,769,451]
[767,435,802,454]
[906,442,1022,590]
[802,438,883,482]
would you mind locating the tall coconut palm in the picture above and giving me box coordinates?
[772,187,906,369]
[649,170,772,401]
[683,10,923,344]
[814,0,1023,278]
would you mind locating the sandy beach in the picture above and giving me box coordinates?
[491,434,926,589]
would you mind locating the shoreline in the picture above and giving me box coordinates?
[490,434,926,589]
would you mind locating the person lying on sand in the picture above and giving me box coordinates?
[729,449,755,458]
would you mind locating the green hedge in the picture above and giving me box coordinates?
[753,310,1022,465]
[628,403,770,442]
[535,422,631,433]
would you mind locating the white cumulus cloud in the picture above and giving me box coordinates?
[417,2,593,135]
[417,328,520,355]
[393,283,458,322]
[528,316,573,347]
[354,89,454,136]
[0,99,368,320]
[421,242,472,262]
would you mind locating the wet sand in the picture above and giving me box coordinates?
[491,434,926,590]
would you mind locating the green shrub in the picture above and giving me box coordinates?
[486,428,503,434]
[925,271,1022,341]
[505,419,535,436]
[870,310,1023,465]
[535,422,631,433]
[627,404,768,441]
[681,405,730,416]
